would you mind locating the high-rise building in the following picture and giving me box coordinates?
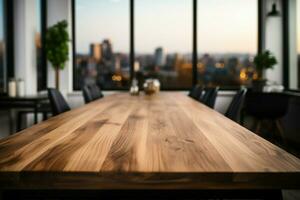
[90,43,102,62]
[35,33,41,49]
[154,47,165,67]
[102,39,113,61]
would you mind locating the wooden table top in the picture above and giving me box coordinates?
[0,92,300,190]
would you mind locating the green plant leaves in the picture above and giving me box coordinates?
[254,50,278,72]
[45,20,70,69]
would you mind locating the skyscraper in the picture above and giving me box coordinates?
[90,43,102,62]
[102,39,113,61]
[154,47,165,67]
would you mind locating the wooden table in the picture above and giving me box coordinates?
[0,92,300,197]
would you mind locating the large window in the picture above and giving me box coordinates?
[135,0,193,89]
[197,0,258,88]
[74,0,130,90]
[73,0,258,90]
[0,0,6,93]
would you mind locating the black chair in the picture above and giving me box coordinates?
[90,84,104,99]
[82,85,93,103]
[188,85,203,100]
[244,91,289,142]
[82,84,104,104]
[225,88,247,123]
[200,87,219,108]
[47,88,71,116]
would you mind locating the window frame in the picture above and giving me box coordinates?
[282,0,290,89]
[0,0,14,95]
[72,0,261,91]
[282,0,300,93]
[37,0,48,91]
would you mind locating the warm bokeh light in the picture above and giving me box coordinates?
[112,75,122,82]
[215,63,225,69]
[253,72,258,80]
[240,69,247,81]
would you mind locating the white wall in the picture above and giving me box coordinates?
[214,91,235,114]
[14,0,37,95]
[264,0,283,85]
[289,0,298,89]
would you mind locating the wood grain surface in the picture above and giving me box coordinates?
[0,92,300,190]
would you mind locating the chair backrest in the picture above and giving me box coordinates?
[47,88,71,116]
[244,91,289,119]
[188,85,203,100]
[225,88,247,122]
[82,84,104,104]
[89,84,104,100]
[200,87,219,108]
[82,85,93,104]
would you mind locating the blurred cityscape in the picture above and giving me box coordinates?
[74,39,261,90]
[1,39,300,91]
[75,39,131,90]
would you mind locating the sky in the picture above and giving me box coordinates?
[197,0,257,54]
[0,0,3,40]
[76,0,130,54]
[36,0,41,33]
[76,0,259,54]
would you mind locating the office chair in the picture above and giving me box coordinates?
[82,84,104,104]
[200,87,219,108]
[47,88,71,116]
[225,88,247,123]
[188,85,203,100]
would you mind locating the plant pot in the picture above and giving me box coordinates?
[252,79,267,92]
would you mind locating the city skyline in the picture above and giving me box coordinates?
[80,40,256,58]
[75,37,257,90]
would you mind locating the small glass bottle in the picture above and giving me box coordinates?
[17,78,25,97]
[8,78,17,97]
[130,78,139,96]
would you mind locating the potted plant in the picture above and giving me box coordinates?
[45,20,70,90]
[253,50,277,91]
